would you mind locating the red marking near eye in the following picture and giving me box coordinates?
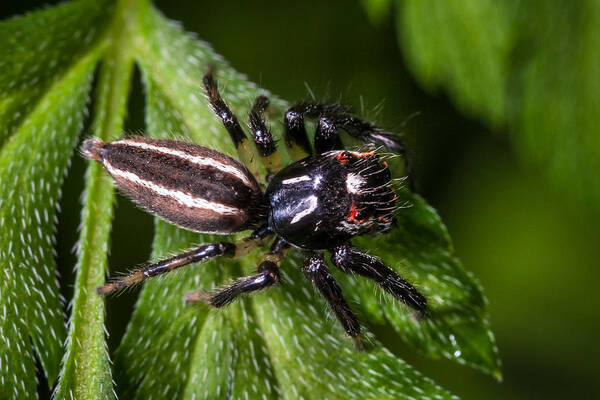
[347,205,366,224]
[337,152,350,163]
[337,151,371,164]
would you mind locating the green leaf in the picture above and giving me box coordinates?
[253,256,457,400]
[397,0,515,125]
[350,189,500,377]
[54,1,136,398]
[396,0,600,209]
[361,0,393,26]
[0,1,113,397]
[0,0,114,147]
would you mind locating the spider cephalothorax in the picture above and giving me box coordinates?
[85,69,426,349]
[266,150,395,250]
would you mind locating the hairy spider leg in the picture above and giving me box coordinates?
[302,253,363,351]
[282,102,350,159]
[96,230,272,296]
[284,101,415,189]
[313,112,415,190]
[314,113,344,154]
[337,116,414,190]
[283,103,314,160]
[331,244,427,315]
[184,256,280,307]
[185,237,291,307]
[248,96,282,177]
[203,68,260,179]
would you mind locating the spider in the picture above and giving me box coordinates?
[82,69,427,349]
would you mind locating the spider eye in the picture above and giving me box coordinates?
[336,151,350,162]
[347,205,365,224]
[336,151,357,163]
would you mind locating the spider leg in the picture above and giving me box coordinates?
[184,256,280,307]
[334,115,414,190]
[97,228,272,296]
[185,237,290,307]
[248,95,282,177]
[283,102,352,159]
[283,103,314,160]
[308,107,414,190]
[314,113,343,154]
[203,68,260,179]
[302,253,363,350]
[331,244,427,315]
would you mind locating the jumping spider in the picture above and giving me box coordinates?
[82,69,427,349]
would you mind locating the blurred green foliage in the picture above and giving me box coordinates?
[396,0,600,212]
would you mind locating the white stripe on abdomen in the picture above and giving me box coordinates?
[104,161,243,216]
[115,139,254,188]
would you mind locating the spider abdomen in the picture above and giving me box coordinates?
[81,137,262,234]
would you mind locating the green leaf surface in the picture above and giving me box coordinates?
[54,1,136,398]
[0,54,96,398]
[0,1,113,397]
[396,0,600,209]
[0,0,114,147]
[251,257,457,400]
[350,189,500,377]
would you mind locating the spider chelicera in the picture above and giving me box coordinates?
[82,69,427,349]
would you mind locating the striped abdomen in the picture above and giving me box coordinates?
[81,137,263,234]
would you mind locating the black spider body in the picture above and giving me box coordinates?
[266,151,394,250]
[86,69,426,349]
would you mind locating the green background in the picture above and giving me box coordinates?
[3,1,599,399]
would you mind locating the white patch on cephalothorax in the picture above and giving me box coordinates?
[104,161,243,215]
[290,195,318,224]
[281,175,311,185]
[312,175,322,188]
[346,173,366,194]
[116,139,255,188]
